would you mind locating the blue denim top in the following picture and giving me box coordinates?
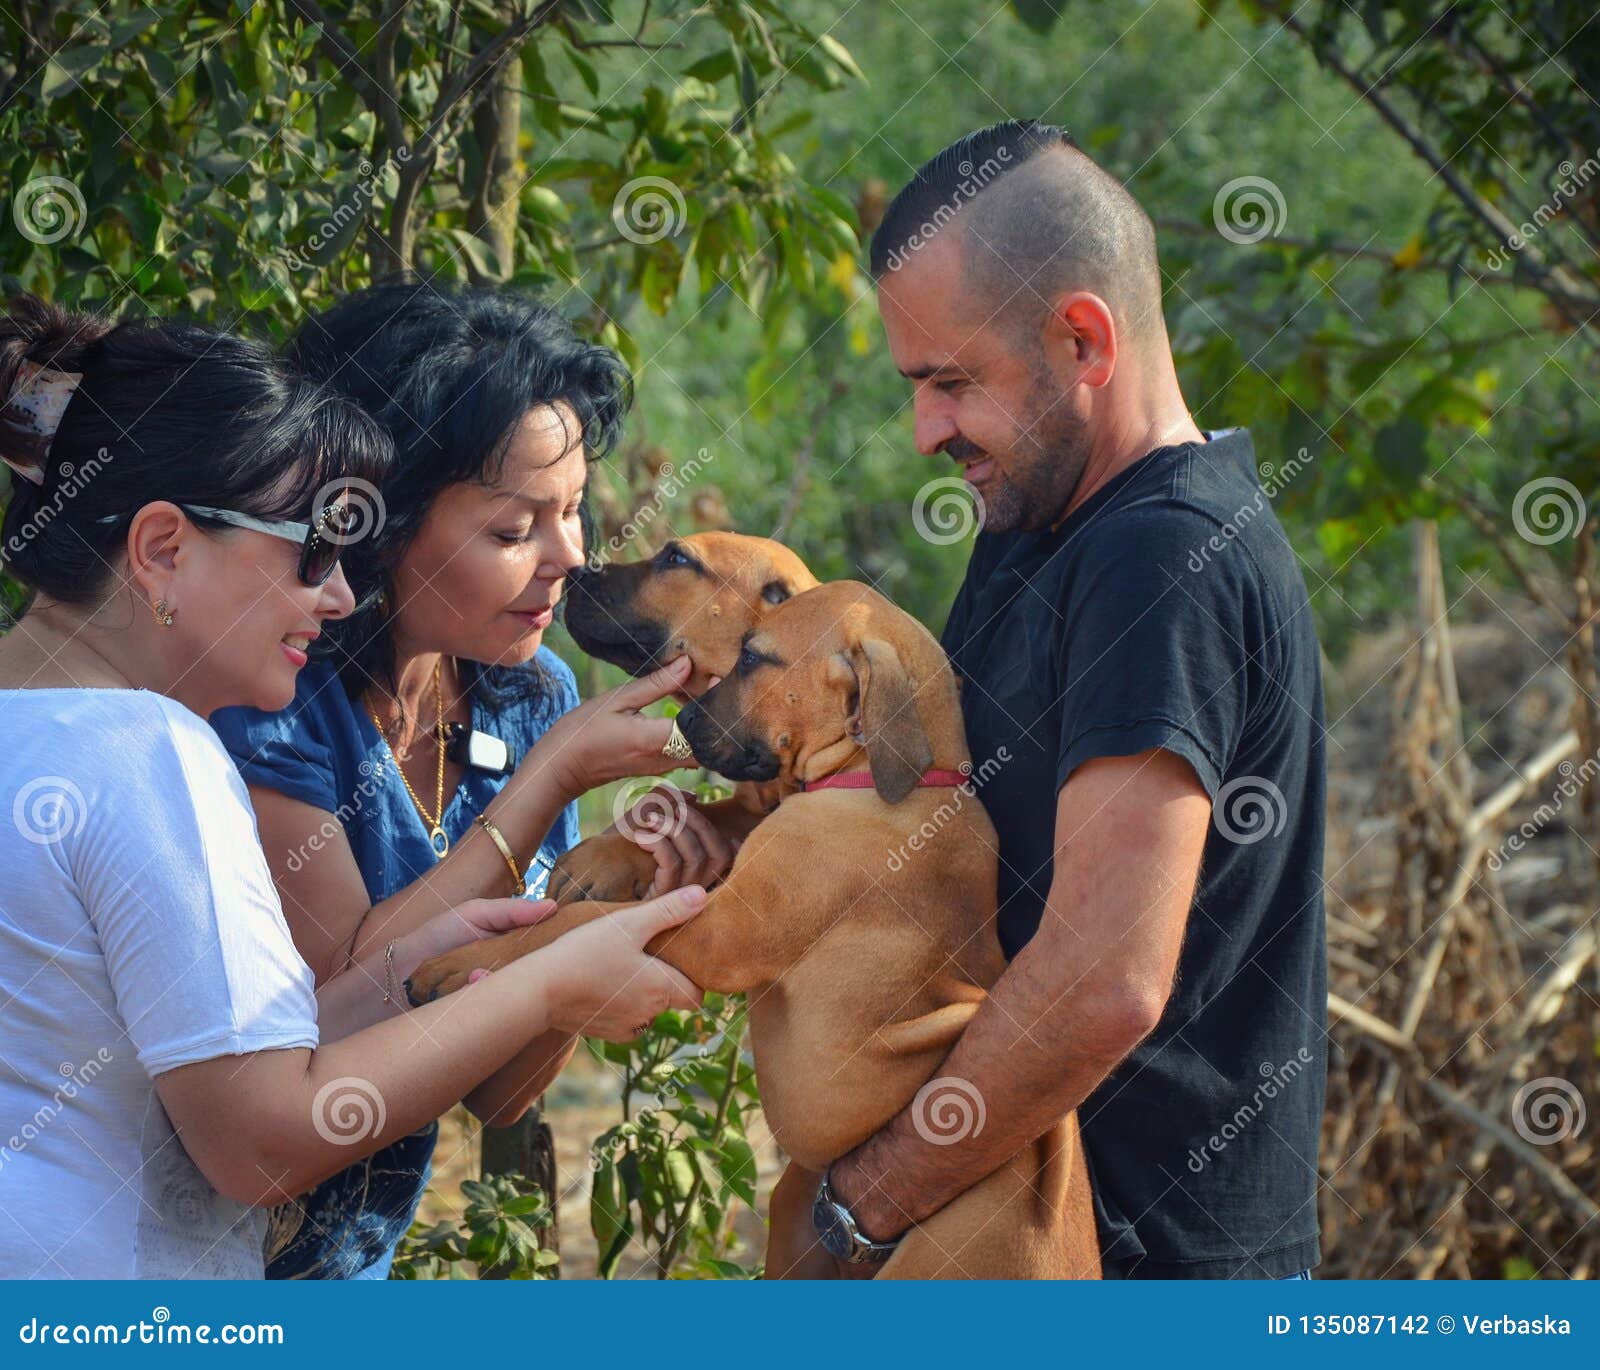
[210,650,581,1279]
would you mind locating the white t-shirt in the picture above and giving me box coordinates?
[0,688,319,1279]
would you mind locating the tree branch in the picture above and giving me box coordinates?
[1260,2,1600,336]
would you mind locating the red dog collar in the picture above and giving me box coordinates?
[804,768,971,793]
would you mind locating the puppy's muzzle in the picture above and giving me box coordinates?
[679,698,780,782]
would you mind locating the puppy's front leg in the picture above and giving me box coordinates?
[764,1163,838,1279]
[405,899,626,1005]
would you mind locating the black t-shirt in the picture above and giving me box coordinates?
[940,428,1327,1279]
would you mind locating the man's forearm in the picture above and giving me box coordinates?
[830,934,1140,1240]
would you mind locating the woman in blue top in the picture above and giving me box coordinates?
[211,281,736,1279]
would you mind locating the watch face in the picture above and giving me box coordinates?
[812,1196,852,1260]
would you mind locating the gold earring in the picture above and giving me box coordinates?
[152,598,174,628]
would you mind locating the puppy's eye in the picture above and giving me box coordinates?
[737,646,761,675]
[660,545,690,568]
[761,581,789,605]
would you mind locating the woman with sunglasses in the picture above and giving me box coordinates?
[207,280,736,1280]
[0,294,705,1280]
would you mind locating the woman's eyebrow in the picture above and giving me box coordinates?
[485,483,587,509]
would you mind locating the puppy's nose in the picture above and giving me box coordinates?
[565,563,598,596]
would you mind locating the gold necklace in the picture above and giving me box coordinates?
[366,658,451,858]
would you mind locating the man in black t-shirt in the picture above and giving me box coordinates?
[821,122,1327,1278]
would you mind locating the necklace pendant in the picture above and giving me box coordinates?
[429,826,450,858]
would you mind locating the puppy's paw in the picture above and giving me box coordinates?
[406,942,510,1006]
[548,832,655,906]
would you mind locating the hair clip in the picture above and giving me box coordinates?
[1,359,83,487]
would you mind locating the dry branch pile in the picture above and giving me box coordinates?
[1319,530,1598,1279]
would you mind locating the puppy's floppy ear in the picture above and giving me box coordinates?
[845,636,932,804]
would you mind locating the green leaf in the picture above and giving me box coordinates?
[42,46,108,102]
[717,1137,758,1205]
[815,34,864,83]
[684,49,737,83]
[590,1155,628,1255]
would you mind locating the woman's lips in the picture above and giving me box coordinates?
[280,631,317,669]
[512,606,554,630]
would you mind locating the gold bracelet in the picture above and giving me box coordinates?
[476,813,526,897]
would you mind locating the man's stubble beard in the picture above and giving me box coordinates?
[978,366,1092,535]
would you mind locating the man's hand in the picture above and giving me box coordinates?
[608,783,741,895]
[828,747,1212,1241]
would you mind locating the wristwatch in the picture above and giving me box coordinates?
[811,1167,901,1264]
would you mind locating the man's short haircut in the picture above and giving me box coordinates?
[868,120,1165,350]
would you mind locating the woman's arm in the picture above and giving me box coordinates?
[252,656,697,987]
[154,888,707,1207]
[313,897,560,1042]
[317,899,577,1126]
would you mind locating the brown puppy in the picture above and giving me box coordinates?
[411,582,1101,1279]
[549,532,820,905]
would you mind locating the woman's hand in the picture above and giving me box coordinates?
[606,784,740,896]
[530,656,696,801]
[398,896,560,973]
[525,885,707,1041]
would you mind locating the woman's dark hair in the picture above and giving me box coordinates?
[0,292,393,610]
[285,276,634,704]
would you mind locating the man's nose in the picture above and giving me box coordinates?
[913,393,958,457]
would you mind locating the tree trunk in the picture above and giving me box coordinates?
[466,59,522,283]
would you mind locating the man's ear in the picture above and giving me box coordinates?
[846,636,932,804]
